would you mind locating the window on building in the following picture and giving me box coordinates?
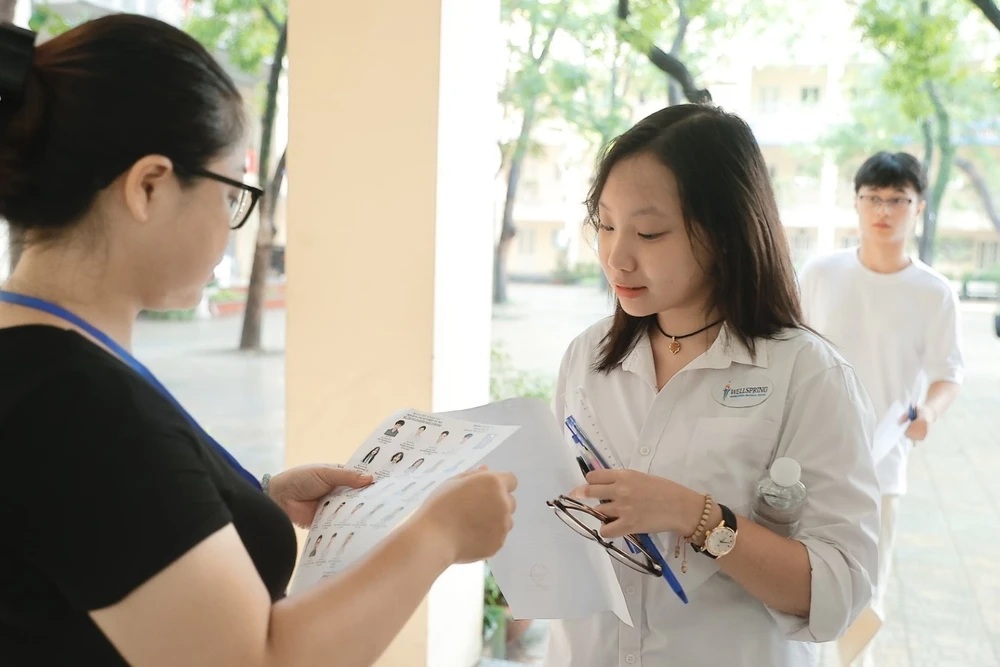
[839,235,860,249]
[801,87,820,105]
[976,240,1000,269]
[520,179,540,203]
[758,86,780,113]
[789,229,815,255]
[518,229,536,255]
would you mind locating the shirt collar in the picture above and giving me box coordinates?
[620,323,769,385]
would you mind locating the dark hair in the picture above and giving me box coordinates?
[0,15,244,235]
[853,151,927,198]
[394,420,405,427]
[587,104,804,373]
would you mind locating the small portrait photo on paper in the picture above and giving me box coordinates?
[473,432,497,450]
[384,419,405,437]
[308,534,325,558]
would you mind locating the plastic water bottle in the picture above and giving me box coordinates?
[749,457,807,537]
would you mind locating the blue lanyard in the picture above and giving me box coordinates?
[0,290,262,490]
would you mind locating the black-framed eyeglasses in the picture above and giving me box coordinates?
[546,495,662,576]
[857,194,913,212]
[180,167,265,230]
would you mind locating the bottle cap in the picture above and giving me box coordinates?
[769,457,801,487]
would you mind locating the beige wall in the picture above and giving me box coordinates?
[288,0,498,665]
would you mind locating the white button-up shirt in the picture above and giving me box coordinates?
[543,320,881,667]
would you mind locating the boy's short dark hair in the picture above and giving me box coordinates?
[854,151,927,197]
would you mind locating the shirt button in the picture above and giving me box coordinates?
[625,655,636,664]
[626,585,636,595]
[639,447,650,456]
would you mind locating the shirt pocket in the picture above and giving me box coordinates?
[680,417,781,513]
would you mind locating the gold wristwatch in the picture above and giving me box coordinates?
[695,503,738,559]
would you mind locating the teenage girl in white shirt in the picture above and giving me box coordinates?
[544,104,881,667]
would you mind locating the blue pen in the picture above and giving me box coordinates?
[566,416,612,470]
[565,417,688,604]
[636,534,688,604]
[908,405,918,421]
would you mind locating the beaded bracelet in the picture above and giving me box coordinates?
[674,493,713,573]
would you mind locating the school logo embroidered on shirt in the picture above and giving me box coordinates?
[713,377,772,408]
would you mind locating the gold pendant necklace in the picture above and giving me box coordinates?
[656,318,724,355]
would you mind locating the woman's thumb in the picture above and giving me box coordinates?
[314,465,373,488]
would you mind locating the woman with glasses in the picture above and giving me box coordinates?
[0,16,517,667]
[544,105,880,667]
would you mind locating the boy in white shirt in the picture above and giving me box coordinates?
[798,151,964,664]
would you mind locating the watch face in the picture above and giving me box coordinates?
[706,527,737,556]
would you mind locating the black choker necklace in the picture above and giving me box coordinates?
[655,318,724,355]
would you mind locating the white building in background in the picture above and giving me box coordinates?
[503,3,1000,282]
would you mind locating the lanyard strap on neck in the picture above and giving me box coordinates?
[0,290,262,490]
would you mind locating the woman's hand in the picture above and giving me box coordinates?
[416,468,518,563]
[268,464,373,528]
[571,469,704,539]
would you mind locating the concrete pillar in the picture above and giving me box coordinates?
[287,0,499,665]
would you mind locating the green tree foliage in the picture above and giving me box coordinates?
[186,0,285,81]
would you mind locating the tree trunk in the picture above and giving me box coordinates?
[966,0,1000,33]
[919,82,952,266]
[666,1,690,106]
[3,0,21,275]
[238,20,287,351]
[263,148,287,227]
[919,118,934,254]
[954,156,1000,234]
[617,0,710,104]
[492,15,561,305]
[494,106,536,304]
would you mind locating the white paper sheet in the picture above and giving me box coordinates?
[441,398,632,626]
[871,400,910,464]
[288,409,519,595]
[287,398,632,626]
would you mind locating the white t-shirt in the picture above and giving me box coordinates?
[543,320,880,667]
[798,249,964,495]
